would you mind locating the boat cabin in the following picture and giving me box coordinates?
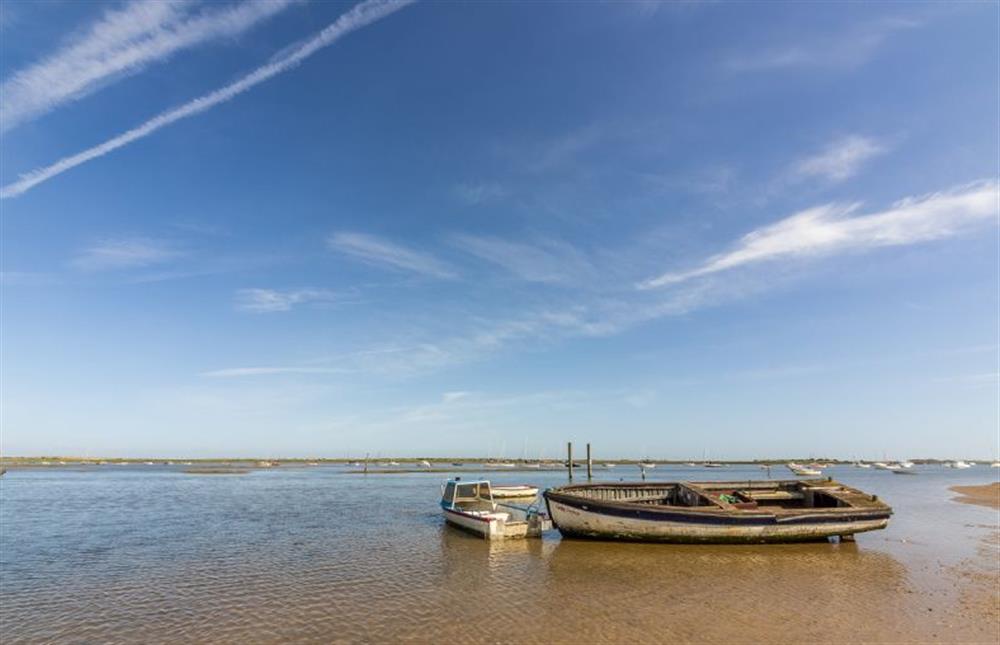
[440,478,496,512]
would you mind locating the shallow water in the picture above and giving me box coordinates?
[1,464,997,643]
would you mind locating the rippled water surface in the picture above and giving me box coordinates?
[2,464,997,643]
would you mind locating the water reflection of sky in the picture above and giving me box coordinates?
[1,464,996,642]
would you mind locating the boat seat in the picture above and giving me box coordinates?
[742,490,804,501]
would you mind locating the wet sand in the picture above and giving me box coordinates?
[950,482,1000,510]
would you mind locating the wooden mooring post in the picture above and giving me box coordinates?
[567,442,573,482]
[586,443,592,480]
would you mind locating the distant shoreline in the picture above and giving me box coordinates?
[1,456,995,466]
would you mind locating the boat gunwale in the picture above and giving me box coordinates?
[543,479,892,524]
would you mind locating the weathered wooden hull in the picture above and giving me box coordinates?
[545,499,887,543]
[544,480,891,544]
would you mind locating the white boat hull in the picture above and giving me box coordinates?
[442,508,506,539]
[491,485,539,499]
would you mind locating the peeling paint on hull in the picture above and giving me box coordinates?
[547,499,888,543]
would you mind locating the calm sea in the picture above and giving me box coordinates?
[1,464,997,643]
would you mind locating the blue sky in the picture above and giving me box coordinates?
[1,0,997,459]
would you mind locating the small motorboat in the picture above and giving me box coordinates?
[440,479,550,540]
[786,463,821,476]
[702,462,724,468]
[603,463,617,468]
[949,461,972,469]
[638,462,656,469]
[544,479,891,544]
[491,484,540,499]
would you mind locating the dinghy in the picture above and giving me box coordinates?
[544,479,891,544]
[491,484,540,499]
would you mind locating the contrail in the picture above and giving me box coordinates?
[1,0,415,200]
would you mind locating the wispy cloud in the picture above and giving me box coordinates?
[725,18,919,72]
[202,366,348,377]
[451,234,595,285]
[523,124,605,173]
[329,232,456,279]
[72,237,179,271]
[792,135,886,182]
[0,0,415,199]
[235,288,342,312]
[640,180,999,288]
[452,181,507,205]
[1,0,297,133]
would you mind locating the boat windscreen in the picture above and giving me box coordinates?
[455,482,491,501]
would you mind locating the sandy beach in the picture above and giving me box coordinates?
[950,482,1000,510]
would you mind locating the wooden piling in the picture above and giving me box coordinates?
[567,442,573,481]
[586,443,592,480]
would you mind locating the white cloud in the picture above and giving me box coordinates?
[725,18,919,72]
[640,180,999,288]
[72,237,179,271]
[329,232,456,279]
[451,234,595,285]
[793,135,885,182]
[1,0,415,199]
[0,0,297,132]
[235,288,341,313]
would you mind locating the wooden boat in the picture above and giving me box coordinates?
[440,479,550,540]
[543,479,891,544]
